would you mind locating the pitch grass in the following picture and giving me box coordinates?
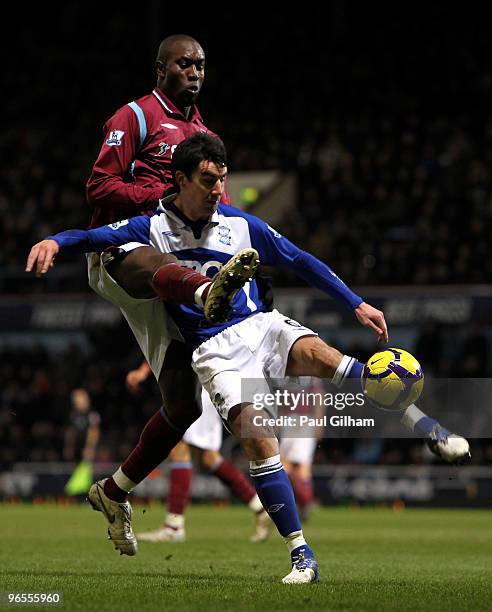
[1,503,491,611]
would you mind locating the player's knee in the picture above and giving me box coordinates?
[242,436,279,461]
[169,441,191,462]
[200,449,221,469]
[165,402,202,431]
[287,336,342,378]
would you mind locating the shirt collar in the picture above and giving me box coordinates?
[153,88,203,122]
[159,199,220,234]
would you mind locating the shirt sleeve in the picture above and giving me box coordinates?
[86,105,165,211]
[247,215,363,309]
[48,216,152,254]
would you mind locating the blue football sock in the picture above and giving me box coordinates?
[249,455,301,537]
[348,360,364,379]
[401,404,450,441]
[332,356,364,387]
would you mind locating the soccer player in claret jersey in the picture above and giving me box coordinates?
[86,34,229,225]
[83,33,270,544]
[27,134,470,584]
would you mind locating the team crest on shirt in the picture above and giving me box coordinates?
[217,226,231,245]
[105,130,125,146]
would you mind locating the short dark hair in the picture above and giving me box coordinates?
[156,34,201,65]
[171,133,227,183]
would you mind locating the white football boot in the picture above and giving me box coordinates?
[87,479,137,556]
[282,546,319,584]
[137,526,186,543]
[428,430,471,464]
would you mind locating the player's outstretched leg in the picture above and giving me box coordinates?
[87,479,137,556]
[330,355,471,463]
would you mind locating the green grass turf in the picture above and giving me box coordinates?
[1,503,491,611]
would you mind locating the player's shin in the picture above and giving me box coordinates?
[152,263,211,306]
[211,457,257,504]
[168,462,193,517]
[250,455,318,582]
[249,455,302,538]
[105,406,188,502]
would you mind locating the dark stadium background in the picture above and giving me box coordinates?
[2,2,492,505]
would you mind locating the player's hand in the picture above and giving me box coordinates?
[126,361,152,393]
[354,302,389,342]
[25,240,60,276]
[126,368,149,393]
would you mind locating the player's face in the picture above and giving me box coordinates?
[177,160,227,220]
[158,40,205,108]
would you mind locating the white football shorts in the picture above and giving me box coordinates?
[280,436,317,465]
[192,309,317,419]
[87,246,182,380]
[182,387,224,452]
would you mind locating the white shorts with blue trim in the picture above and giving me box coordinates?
[192,309,317,419]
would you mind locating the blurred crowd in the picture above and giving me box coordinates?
[4,5,492,289]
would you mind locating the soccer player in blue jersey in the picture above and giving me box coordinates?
[27,133,470,583]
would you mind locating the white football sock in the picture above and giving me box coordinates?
[112,467,137,493]
[194,282,212,307]
[284,530,307,553]
[332,355,356,388]
[165,513,185,529]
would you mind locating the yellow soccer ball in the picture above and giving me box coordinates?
[363,348,424,411]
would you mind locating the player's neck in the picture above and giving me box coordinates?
[173,197,210,223]
[157,86,193,118]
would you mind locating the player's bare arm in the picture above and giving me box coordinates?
[354,302,389,343]
[25,239,60,276]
